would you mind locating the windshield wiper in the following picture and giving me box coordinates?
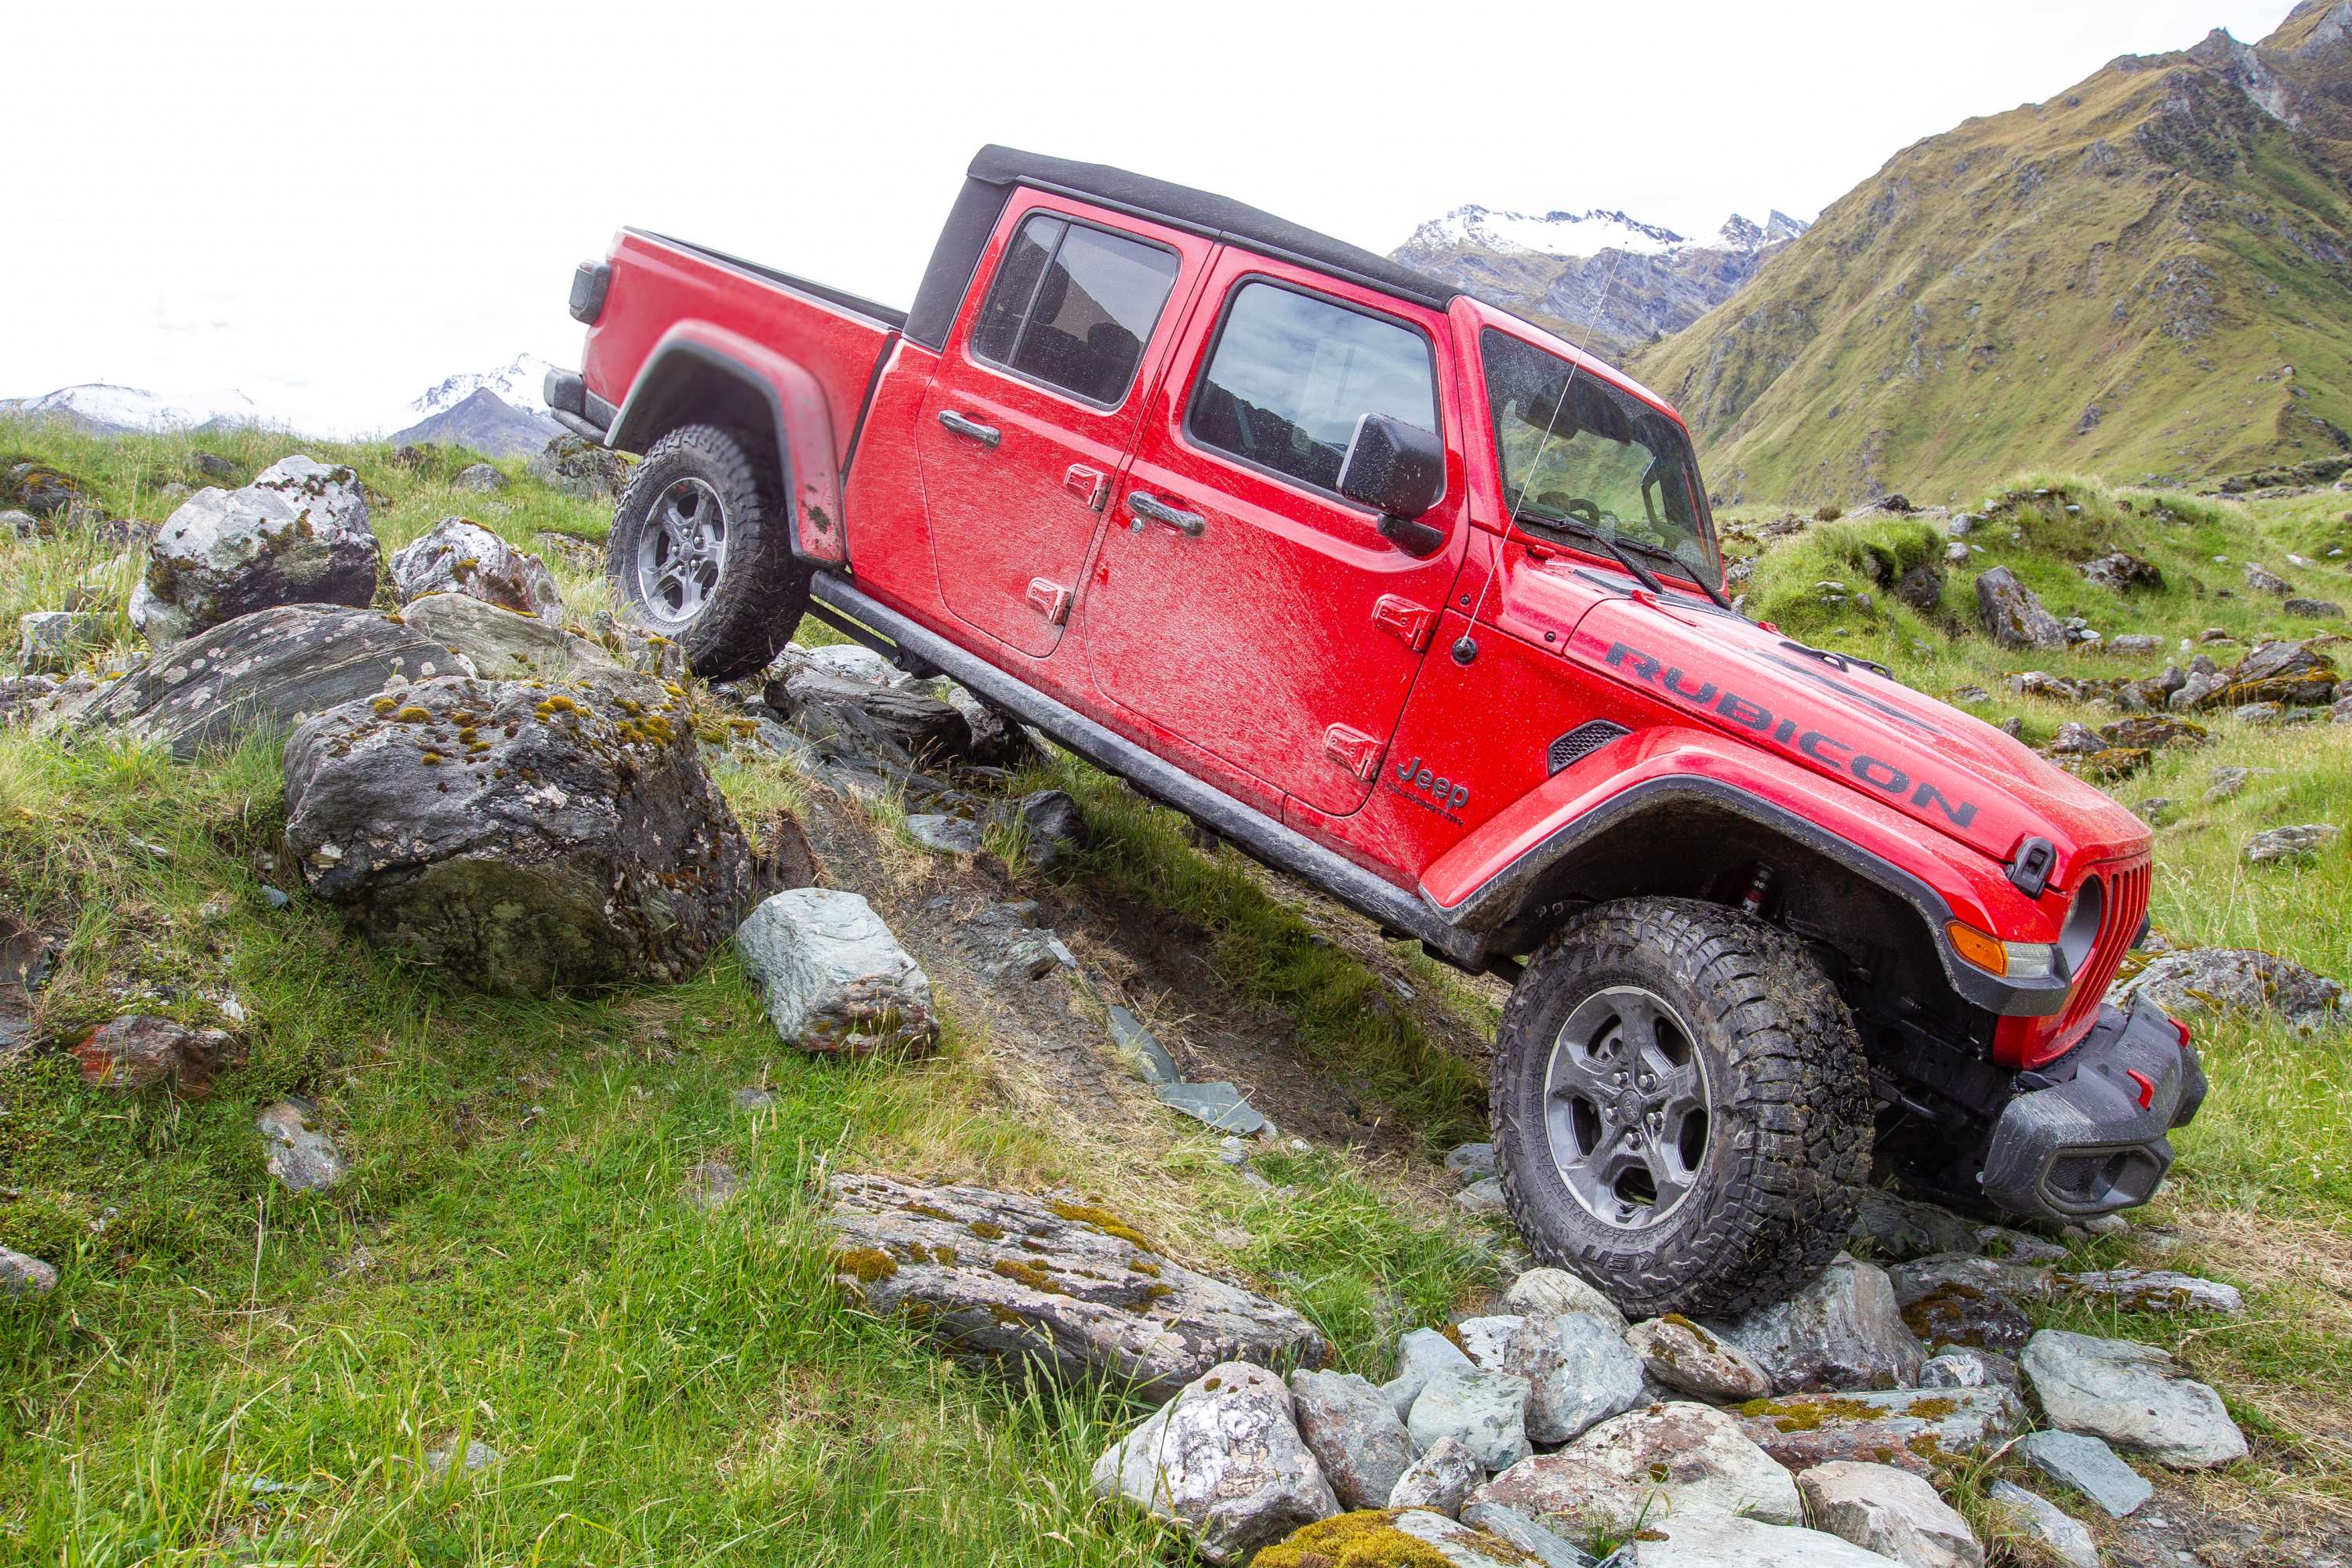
[1542,519,1666,595]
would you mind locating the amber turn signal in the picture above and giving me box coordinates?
[1947,920,2009,977]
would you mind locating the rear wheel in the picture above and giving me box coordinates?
[607,423,807,679]
[1491,897,1871,1318]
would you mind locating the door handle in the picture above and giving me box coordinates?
[936,409,1000,447]
[1127,491,1205,536]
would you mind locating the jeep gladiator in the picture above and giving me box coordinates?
[546,145,2205,1315]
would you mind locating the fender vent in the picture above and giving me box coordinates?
[1548,720,1630,775]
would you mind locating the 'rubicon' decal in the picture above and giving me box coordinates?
[1602,642,1981,829]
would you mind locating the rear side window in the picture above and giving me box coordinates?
[1187,281,1438,495]
[970,213,1179,406]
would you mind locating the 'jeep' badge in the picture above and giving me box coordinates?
[1392,756,1469,815]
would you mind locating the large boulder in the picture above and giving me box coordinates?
[529,435,632,500]
[1457,1312,1645,1444]
[281,668,752,994]
[2020,1330,2247,1468]
[826,1173,1327,1400]
[1623,1508,1911,1567]
[129,457,382,647]
[735,888,937,1054]
[1798,1460,1984,1566]
[1290,1370,1417,1511]
[1387,1437,1483,1514]
[1973,568,2066,650]
[2108,947,2346,1035]
[1707,1254,1926,1392]
[1468,1402,1800,1537]
[1092,1360,1338,1564]
[389,518,563,619]
[1625,1314,1771,1401]
[1732,1385,2025,1476]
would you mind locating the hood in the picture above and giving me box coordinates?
[1561,593,2147,884]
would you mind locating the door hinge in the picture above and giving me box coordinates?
[1371,593,1437,652]
[1322,723,1384,782]
[1026,577,1073,626]
[1062,463,1110,511]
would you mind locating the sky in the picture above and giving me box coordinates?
[2,0,2305,435]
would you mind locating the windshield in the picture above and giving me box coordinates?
[1481,328,1719,583]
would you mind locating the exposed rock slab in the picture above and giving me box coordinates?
[1091,1359,1338,1564]
[1975,568,2066,649]
[1458,1312,1644,1443]
[1988,1480,2097,1568]
[400,592,614,681]
[1500,1268,1626,1332]
[2059,1267,2243,1316]
[1469,1402,1800,1536]
[2020,1329,2247,1468]
[1708,1254,1926,1392]
[2109,946,2347,1033]
[736,889,935,1054]
[1731,1386,2024,1475]
[1406,1364,1531,1472]
[131,457,381,647]
[1457,1502,1595,1568]
[2017,1428,2152,1517]
[1626,1314,1771,1401]
[1798,1460,1984,1567]
[1625,1509,1909,1566]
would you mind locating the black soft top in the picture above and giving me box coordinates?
[904,144,1460,350]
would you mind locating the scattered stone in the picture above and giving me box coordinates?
[1385,1327,1475,1418]
[1947,684,1989,703]
[731,1086,776,1112]
[2204,764,2272,802]
[1444,1142,1497,1184]
[1733,1385,2024,1475]
[1846,1187,1982,1262]
[1457,1503,1593,1568]
[1893,562,1944,612]
[736,888,936,1054]
[2078,551,2163,593]
[2045,720,2103,755]
[2109,946,2345,1033]
[1974,568,2066,649]
[2022,1330,2246,1468]
[129,457,382,647]
[425,1440,502,1475]
[2106,633,2165,655]
[2100,713,2208,750]
[1407,1364,1532,1473]
[2059,1267,2243,1316]
[1621,1508,1907,1567]
[1454,1177,1506,1218]
[1469,1402,1800,1536]
[18,611,106,675]
[528,435,632,501]
[681,1158,741,1210]
[534,531,602,574]
[2018,1428,2152,1517]
[768,662,981,772]
[0,1245,58,1296]
[1013,789,1087,871]
[71,1015,237,1095]
[389,517,563,619]
[1886,1254,2054,1353]
[1797,1460,1985,1567]
[1157,1080,1269,1135]
[1091,1360,1338,1564]
[256,1100,346,1192]
[2244,823,2339,865]
[1918,1350,1996,1389]
[1500,1268,1627,1332]
[2285,597,2345,619]
[8,463,82,517]
[1105,1004,1178,1083]
[452,463,507,493]
[904,813,984,855]
[1388,1436,1483,1514]
[2243,561,2292,596]
[1259,1510,1543,1568]
[283,669,753,996]
[1708,1254,1925,1392]
[2232,701,2285,724]
[1292,1370,1417,1511]
[1626,1314,1771,1402]
[1988,1480,2098,1568]
[1458,1313,1644,1445]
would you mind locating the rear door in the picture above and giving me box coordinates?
[917,198,1212,659]
[1081,253,1469,815]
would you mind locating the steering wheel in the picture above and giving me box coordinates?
[1537,491,1603,526]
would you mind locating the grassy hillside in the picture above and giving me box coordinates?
[1633,0,2352,507]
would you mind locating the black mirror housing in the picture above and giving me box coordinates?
[1338,413,1444,521]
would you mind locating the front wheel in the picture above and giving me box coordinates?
[1491,897,1871,1319]
[607,423,808,680]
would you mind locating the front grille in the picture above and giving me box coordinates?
[1548,720,1630,775]
[2049,858,2151,1053]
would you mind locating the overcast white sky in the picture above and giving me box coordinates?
[3,0,2302,434]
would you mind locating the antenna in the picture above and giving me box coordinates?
[1504,246,1628,537]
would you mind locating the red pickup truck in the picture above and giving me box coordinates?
[548,145,2204,1315]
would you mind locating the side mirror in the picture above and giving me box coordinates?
[1338,413,1446,554]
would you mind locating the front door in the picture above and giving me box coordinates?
[917,200,1210,659]
[1082,257,1468,815]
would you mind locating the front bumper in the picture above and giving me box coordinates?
[1980,1000,2207,1221]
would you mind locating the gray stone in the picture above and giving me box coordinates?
[2078,551,2162,593]
[1444,1142,1497,1183]
[284,670,753,996]
[1407,1364,1531,1472]
[681,1158,741,1211]
[1501,1269,1627,1332]
[1091,1359,1338,1564]
[1797,1460,1984,1567]
[2244,561,2293,596]
[1886,1253,2056,1353]
[1988,1481,2098,1568]
[1106,1004,1178,1085]
[1457,1502,1596,1568]
[71,1014,237,1095]
[1157,1080,1268,1134]
[2106,633,2165,655]
[1626,1509,1908,1567]
[1388,1435,1483,1514]
[2243,822,2340,865]
[1974,568,2067,649]
[1,509,40,539]
[1918,1348,2022,1390]
[18,611,106,675]
[257,1100,346,1192]
[2058,1267,2243,1316]
[399,592,614,681]
[1454,1176,1506,1217]
[528,436,631,501]
[1709,1254,1926,1392]
[131,457,382,647]
[425,1439,502,1475]
[1386,1327,1475,1419]
[736,889,935,1054]
[1460,1312,1643,1443]
[451,463,506,494]
[0,1245,58,1296]
[2108,946,2346,1034]
[1470,1401,1800,1536]
[2205,764,2274,803]
[2020,1329,2247,1468]
[1733,1385,2024,1476]
[390,517,562,619]
[833,1174,1325,1400]
[904,813,984,855]
[2285,597,2345,619]
[1291,1369,1416,1510]
[1015,789,1087,870]
[1625,1314,1771,1401]
[2018,1428,2152,1517]
[1847,1187,1983,1262]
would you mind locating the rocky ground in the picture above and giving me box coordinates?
[0,422,2346,1564]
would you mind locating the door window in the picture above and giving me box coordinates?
[970,212,1180,407]
[1186,281,1439,495]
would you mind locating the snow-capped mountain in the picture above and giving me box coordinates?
[0,383,266,434]
[1403,205,1690,261]
[408,354,559,420]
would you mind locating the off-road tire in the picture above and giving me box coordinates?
[607,423,808,680]
[1491,897,1871,1318]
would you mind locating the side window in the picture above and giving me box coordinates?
[970,212,1180,406]
[1187,281,1439,495]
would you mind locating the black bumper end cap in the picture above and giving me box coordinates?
[1980,1000,2205,1223]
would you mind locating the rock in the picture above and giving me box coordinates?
[1988,1481,2099,1568]
[282,669,752,996]
[1444,1142,1497,1183]
[1797,1460,1984,1567]
[2020,1329,2246,1468]
[528,435,631,501]
[736,888,935,1054]
[1974,568,2066,649]
[1918,1351,1996,1389]
[1014,789,1087,870]
[2099,713,2208,750]
[1407,1364,1531,1472]
[1886,1254,2055,1353]
[1291,1370,1417,1511]
[2078,550,2163,593]
[1846,1187,1982,1262]
[829,1174,1326,1400]
[904,813,984,855]
[1259,1510,1549,1568]
[1091,1359,1338,1564]
[1388,1436,1483,1514]
[0,509,39,540]
[1501,1268,1627,1332]
[681,1157,741,1210]
[2244,561,2292,596]
[2285,597,2345,619]
[1732,1386,2024,1475]
[398,591,614,681]
[1454,1177,1506,1218]
[1624,1508,1909,1567]
[2045,720,2103,755]
[2232,701,2284,724]
[18,611,106,675]
[451,463,507,493]
[389,517,562,619]
[1457,1503,1595,1568]
[1387,1327,1476,1418]
[426,1439,503,1475]
[1893,563,1944,612]
[1708,1254,1925,1392]
[768,664,975,770]
[2017,1428,2152,1517]
[2109,946,2345,1033]
[2204,764,2272,802]
[2106,633,2165,655]
[1470,1402,1800,1536]
[534,531,602,574]
[2221,635,2337,688]
[129,456,382,647]
[1158,1080,1269,1134]
[0,1245,58,1296]
[256,1100,346,1192]
[2243,823,2339,865]
[2169,666,2226,710]
[2058,1267,2244,1316]
[71,1015,237,1095]
[8,463,83,517]
[1626,1314,1771,1402]
[1458,1312,1644,1444]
